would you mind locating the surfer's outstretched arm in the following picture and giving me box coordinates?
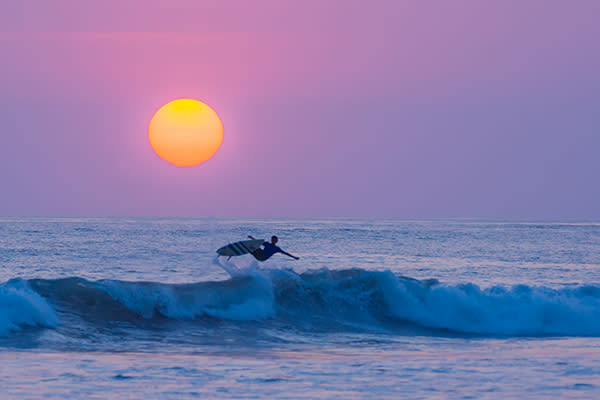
[281,250,300,260]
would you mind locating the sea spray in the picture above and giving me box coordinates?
[382,275,600,335]
[97,271,275,321]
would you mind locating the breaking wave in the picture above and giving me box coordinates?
[3,264,600,338]
[0,279,58,336]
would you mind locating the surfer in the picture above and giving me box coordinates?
[247,235,300,261]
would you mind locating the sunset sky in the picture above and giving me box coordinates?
[1,0,598,218]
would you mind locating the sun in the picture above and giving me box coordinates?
[148,99,223,167]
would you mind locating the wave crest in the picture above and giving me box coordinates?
[381,275,600,335]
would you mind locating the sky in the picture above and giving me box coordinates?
[0,0,599,218]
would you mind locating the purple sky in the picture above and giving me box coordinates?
[1,1,599,218]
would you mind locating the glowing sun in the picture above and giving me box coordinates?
[148,99,223,167]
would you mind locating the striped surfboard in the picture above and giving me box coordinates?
[216,239,264,257]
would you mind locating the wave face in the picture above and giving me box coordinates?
[3,267,600,339]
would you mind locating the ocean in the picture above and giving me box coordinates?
[1,217,600,399]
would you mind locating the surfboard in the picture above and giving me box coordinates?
[216,239,264,257]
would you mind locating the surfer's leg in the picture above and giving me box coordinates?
[251,249,266,261]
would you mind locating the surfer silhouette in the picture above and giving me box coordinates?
[247,235,300,261]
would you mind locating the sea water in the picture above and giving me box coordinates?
[1,217,599,399]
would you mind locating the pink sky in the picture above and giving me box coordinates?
[1,1,599,218]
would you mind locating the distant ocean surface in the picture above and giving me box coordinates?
[2,217,600,399]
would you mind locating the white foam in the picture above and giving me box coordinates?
[0,280,58,336]
[98,270,274,321]
[382,275,600,335]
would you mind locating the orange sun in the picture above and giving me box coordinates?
[148,99,223,167]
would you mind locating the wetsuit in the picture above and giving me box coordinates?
[251,242,282,261]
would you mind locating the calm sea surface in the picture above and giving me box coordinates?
[1,217,600,399]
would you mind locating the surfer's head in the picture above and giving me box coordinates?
[271,235,278,244]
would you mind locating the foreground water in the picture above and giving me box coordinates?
[1,217,600,399]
